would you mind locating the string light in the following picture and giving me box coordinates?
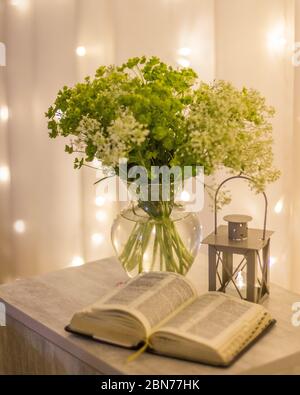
[0,166,10,183]
[91,233,104,245]
[10,0,28,11]
[274,198,284,214]
[96,210,107,222]
[76,46,86,57]
[178,47,191,57]
[177,58,190,68]
[95,195,106,207]
[13,220,26,234]
[0,106,9,122]
[70,256,84,267]
[180,190,190,202]
[177,46,191,68]
[270,256,277,267]
[267,25,287,54]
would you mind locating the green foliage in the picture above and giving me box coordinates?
[46,56,280,193]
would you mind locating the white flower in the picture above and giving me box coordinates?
[76,116,101,135]
[70,115,102,152]
[108,110,149,146]
[90,110,149,167]
[67,110,148,168]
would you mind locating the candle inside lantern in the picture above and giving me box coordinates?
[236,271,246,289]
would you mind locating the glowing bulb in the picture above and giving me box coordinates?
[0,106,9,122]
[70,256,84,267]
[96,210,107,222]
[0,166,10,182]
[267,26,287,53]
[177,58,190,68]
[10,0,28,10]
[76,46,86,57]
[178,47,191,57]
[91,233,104,245]
[274,198,284,214]
[180,190,190,202]
[236,271,245,289]
[270,256,277,267]
[95,195,106,207]
[10,0,23,5]
[13,220,26,234]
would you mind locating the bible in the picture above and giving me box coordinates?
[66,272,275,366]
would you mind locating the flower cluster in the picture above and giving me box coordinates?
[72,111,149,168]
[92,110,149,167]
[46,56,280,195]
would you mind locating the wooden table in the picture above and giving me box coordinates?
[0,256,300,375]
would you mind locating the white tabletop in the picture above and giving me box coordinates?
[0,256,300,374]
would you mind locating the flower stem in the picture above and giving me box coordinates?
[117,201,195,276]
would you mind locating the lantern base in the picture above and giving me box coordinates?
[219,283,269,304]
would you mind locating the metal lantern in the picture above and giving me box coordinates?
[202,175,273,303]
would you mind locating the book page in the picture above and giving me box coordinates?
[90,272,197,333]
[156,293,264,346]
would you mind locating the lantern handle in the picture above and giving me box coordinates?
[214,175,268,240]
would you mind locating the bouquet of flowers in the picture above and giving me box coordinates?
[46,56,279,275]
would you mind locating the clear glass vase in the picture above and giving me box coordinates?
[111,200,201,277]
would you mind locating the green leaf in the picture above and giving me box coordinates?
[65,145,73,154]
[152,126,169,141]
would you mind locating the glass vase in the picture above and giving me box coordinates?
[111,199,201,277]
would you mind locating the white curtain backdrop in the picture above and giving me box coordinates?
[1,0,83,280]
[214,0,295,291]
[0,0,299,292]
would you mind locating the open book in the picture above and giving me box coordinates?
[66,272,275,366]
